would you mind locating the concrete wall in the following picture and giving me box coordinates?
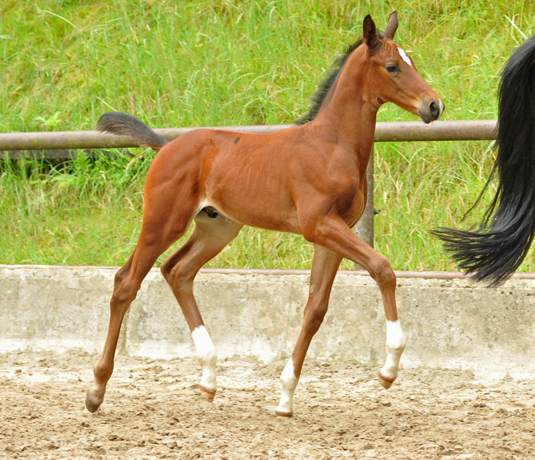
[2,265,535,379]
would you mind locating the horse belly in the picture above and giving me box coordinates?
[198,132,307,233]
[203,175,301,234]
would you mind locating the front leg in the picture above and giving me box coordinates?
[379,320,406,388]
[302,213,407,392]
[276,245,342,417]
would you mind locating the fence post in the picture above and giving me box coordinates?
[354,154,374,269]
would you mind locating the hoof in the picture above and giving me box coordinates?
[200,385,216,401]
[275,409,293,418]
[85,393,103,413]
[378,373,395,390]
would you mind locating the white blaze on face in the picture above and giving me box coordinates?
[397,47,412,66]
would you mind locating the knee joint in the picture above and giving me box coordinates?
[369,256,396,288]
[304,303,328,333]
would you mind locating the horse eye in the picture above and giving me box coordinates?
[386,65,398,73]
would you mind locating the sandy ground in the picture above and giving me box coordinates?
[1,351,535,459]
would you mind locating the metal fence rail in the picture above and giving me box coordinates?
[0,119,498,249]
[0,120,497,153]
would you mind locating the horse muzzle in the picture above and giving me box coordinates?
[418,98,445,124]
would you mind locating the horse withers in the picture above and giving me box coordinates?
[86,11,444,417]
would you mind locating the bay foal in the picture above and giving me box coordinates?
[86,12,444,417]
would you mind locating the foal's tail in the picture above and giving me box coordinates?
[97,112,168,151]
[433,35,535,285]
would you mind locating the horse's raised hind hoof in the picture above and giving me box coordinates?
[275,409,293,418]
[378,373,395,390]
[85,393,103,413]
[200,385,216,401]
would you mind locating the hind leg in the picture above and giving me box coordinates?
[85,205,197,412]
[160,210,243,401]
[85,239,170,412]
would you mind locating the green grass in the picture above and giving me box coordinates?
[1,0,535,271]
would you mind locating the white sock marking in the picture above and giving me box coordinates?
[397,47,412,66]
[380,320,406,382]
[277,358,299,415]
[192,325,217,392]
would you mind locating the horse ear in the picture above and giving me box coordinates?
[384,11,399,40]
[363,15,379,50]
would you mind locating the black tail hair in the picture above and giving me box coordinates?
[97,112,168,151]
[433,35,535,285]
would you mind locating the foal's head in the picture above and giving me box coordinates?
[362,12,444,123]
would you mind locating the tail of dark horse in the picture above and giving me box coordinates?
[97,112,168,150]
[433,35,535,285]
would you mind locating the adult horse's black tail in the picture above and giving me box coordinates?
[433,36,535,285]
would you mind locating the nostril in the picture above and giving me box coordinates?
[429,101,439,118]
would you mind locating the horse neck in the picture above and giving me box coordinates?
[311,47,377,163]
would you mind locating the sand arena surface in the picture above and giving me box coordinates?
[1,350,535,459]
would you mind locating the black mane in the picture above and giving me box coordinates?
[294,39,364,125]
